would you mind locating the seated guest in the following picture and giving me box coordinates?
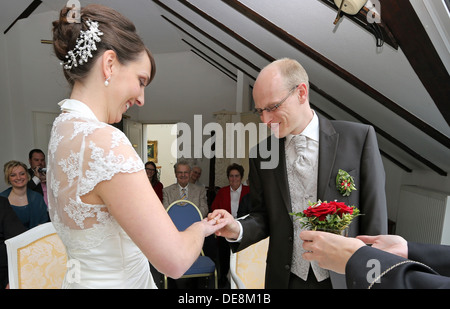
[145,161,163,201]
[163,161,208,218]
[162,161,210,288]
[0,196,26,289]
[211,163,250,218]
[1,161,49,229]
[189,166,205,187]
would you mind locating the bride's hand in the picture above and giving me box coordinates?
[197,215,227,237]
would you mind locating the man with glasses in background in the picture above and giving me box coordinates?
[163,160,208,218]
[210,58,387,289]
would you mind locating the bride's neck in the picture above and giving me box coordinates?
[70,81,107,122]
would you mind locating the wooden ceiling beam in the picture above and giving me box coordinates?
[381,0,450,126]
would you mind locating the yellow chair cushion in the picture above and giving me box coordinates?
[18,233,67,289]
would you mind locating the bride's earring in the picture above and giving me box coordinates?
[104,76,111,87]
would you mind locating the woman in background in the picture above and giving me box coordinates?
[211,163,250,218]
[1,161,48,229]
[145,161,163,201]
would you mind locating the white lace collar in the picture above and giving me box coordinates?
[58,99,99,121]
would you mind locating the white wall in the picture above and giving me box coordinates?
[0,11,68,191]
[139,51,237,125]
[0,28,14,183]
[383,157,450,232]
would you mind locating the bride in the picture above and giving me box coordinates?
[48,4,224,288]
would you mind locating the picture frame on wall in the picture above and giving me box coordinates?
[147,140,158,163]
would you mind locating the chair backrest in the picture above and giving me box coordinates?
[166,199,202,231]
[5,222,67,289]
[230,237,269,289]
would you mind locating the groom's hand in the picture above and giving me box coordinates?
[208,209,241,240]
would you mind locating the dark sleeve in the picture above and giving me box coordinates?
[407,242,450,277]
[237,193,251,218]
[346,245,450,289]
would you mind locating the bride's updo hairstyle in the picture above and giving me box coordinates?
[52,4,156,86]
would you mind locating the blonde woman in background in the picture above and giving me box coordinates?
[0,160,48,229]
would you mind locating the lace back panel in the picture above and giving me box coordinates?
[47,101,144,249]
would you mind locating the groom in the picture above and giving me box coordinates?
[211,58,387,289]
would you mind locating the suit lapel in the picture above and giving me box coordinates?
[273,137,292,213]
[317,115,339,199]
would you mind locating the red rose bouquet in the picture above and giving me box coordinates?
[291,200,361,234]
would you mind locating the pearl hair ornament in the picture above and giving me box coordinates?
[61,19,103,70]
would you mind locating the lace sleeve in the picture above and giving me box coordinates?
[78,126,144,196]
[48,114,144,233]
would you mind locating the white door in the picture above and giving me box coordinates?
[124,119,144,162]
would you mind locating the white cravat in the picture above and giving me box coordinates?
[286,112,329,282]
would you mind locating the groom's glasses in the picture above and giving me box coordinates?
[254,85,298,116]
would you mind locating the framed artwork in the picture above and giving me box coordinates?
[147,140,158,163]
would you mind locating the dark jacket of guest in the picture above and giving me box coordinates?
[27,168,44,196]
[152,181,163,202]
[0,196,27,288]
[0,188,49,229]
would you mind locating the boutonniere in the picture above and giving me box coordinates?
[336,169,356,197]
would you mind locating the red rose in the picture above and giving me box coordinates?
[303,202,337,221]
[331,201,354,216]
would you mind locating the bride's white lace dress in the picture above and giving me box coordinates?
[47,99,157,288]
